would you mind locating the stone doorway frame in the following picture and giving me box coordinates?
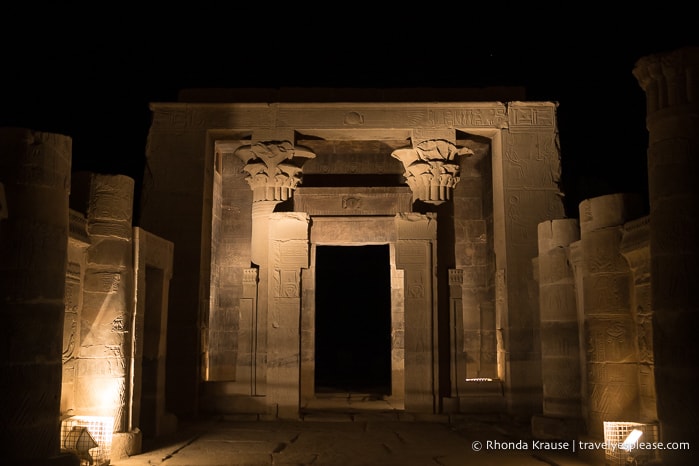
[292,204,439,414]
[301,239,404,409]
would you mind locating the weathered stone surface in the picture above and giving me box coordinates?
[142,99,564,422]
[0,128,71,461]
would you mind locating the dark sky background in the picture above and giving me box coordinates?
[2,7,697,220]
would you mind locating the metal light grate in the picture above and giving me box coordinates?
[603,421,659,465]
[61,416,114,466]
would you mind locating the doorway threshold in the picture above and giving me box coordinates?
[301,392,405,421]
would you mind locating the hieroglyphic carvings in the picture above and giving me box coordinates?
[272,241,309,270]
[588,363,638,427]
[395,213,437,239]
[272,269,300,298]
[583,274,631,313]
[63,279,81,363]
[84,271,122,293]
[343,111,364,125]
[508,104,556,129]
[586,318,636,363]
[425,107,508,128]
[406,270,426,299]
[88,176,134,224]
[342,196,362,210]
[295,187,412,216]
[504,132,560,188]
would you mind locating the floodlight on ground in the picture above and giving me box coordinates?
[64,426,98,465]
[603,421,658,465]
[621,429,643,451]
[61,416,114,466]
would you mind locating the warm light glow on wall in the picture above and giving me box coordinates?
[95,378,123,410]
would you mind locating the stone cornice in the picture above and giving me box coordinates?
[149,101,557,133]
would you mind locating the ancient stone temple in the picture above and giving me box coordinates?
[139,93,565,421]
[3,46,697,466]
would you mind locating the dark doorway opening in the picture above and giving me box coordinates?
[315,245,392,395]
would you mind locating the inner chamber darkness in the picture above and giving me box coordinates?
[314,245,392,395]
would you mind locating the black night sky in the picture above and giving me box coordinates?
[2,6,697,219]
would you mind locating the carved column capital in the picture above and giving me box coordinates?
[391,139,473,205]
[235,141,315,202]
[634,46,699,113]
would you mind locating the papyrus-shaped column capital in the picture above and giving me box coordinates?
[392,139,473,205]
[235,141,315,203]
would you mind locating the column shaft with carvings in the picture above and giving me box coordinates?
[619,217,656,423]
[532,219,584,440]
[235,141,315,405]
[82,174,135,434]
[0,128,72,463]
[579,194,644,439]
[634,46,699,465]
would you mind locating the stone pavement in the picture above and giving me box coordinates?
[111,411,600,466]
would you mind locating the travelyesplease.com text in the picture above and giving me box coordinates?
[471,439,690,453]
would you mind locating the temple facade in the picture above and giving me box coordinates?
[139,98,564,420]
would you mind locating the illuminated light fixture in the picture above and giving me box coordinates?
[64,426,98,464]
[621,428,643,451]
[465,377,493,382]
[603,421,658,465]
[61,416,114,466]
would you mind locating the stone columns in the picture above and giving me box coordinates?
[391,139,473,205]
[578,193,644,438]
[619,217,656,423]
[0,128,73,464]
[235,141,315,203]
[633,46,699,464]
[394,213,438,413]
[81,174,135,433]
[531,219,583,439]
[235,140,314,417]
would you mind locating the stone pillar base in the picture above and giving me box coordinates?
[457,380,506,413]
[111,429,143,460]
